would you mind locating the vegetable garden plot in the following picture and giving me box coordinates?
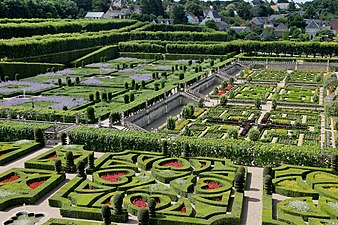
[278,86,319,104]
[232,85,275,100]
[49,150,246,224]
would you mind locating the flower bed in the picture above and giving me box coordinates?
[100,172,127,183]
[28,180,45,190]
[216,85,233,97]
[161,160,183,168]
[204,181,222,190]
[132,197,148,208]
[0,175,19,183]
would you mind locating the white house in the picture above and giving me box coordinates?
[85,12,104,19]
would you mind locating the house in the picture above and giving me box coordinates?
[186,12,199,24]
[274,23,288,38]
[229,26,251,34]
[153,19,174,25]
[104,7,130,19]
[251,17,271,28]
[271,5,279,12]
[305,20,321,39]
[200,10,228,31]
[331,19,338,35]
[84,12,104,19]
[263,19,274,30]
[276,3,289,10]
[112,0,128,9]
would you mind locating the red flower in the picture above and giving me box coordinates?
[156,201,160,205]
[105,200,110,205]
[0,153,7,157]
[215,198,222,202]
[100,172,127,182]
[132,198,148,208]
[143,156,149,161]
[48,154,57,159]
[216,85,234,97]
[28,180,45,190]
[201,163,206,167]
[204,181,222,190]
[0,175,19,183]
[161,160,183,168]
[180,207,187,213]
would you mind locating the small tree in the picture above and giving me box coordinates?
[130,93,135,102]
[138,208,149,225]
[108,92,113,101]
[179,73,184,80]
[148,198,156,217]
[141,80,146,88]
[220,96,228,106]
[198,98,204,108]
[113,193,124,214]
[60,132,67,145]
[95,91,100,102]
[154,83,159,91]
[332,154,338,174]
[255,98,261,109]
[162,140,168,157]
[62,106,68,111]
[124,94,130,104]
[221,80,228,89]
[34,128,45,147]
[54,159,62,173]
[229,77,234,85]
[58,78,62,86]
[102,92,108,102]
[77,160,86,178]
[248,128,260,141]
[15,73,20,81]
[272,99,277,110]
[263,165,274,178]
[86,106,95,123]
[65,151,76,173]
[125,82,129,90]
[166,116,176,130]
[227,128,238,139]
[264,175,273,195]
[182,142,190,157]
[66,77,72,86]
[101,205,111,225]
[75,77,80,84]
[131,79,136,89]
[89,93,94,102]
[86,152,95,174]
[234,172,245,193]
[213,87,219,95]
[180,126,194,137]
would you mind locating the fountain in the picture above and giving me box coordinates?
[4,211,44,225]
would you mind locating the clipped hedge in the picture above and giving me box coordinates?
[68,127,333,167]
[0,62,64,80]
[0,121,52,141]
[118,42,165,53]
[71,45,119,67]
[0,141,40,165]
[119,52,161,60]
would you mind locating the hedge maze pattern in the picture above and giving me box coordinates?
[49,149,246,225]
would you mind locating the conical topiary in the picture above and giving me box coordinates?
[264,175,273,195]
[234,172,245,193]
[137,208,149,225]
[101,205,111,225]
[148,198,156,217]
[65,151,76,173]
[113,193,124,214]
[77,160,86,178]
[263,165,274,178]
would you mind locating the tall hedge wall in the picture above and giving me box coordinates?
[0,19,137,39]
[0,121,52,141]
[0,62,65,80]
[67,127,334,168]
[137,23,215,32]
[71,45,119,67]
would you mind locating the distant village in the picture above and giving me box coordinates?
[84,0,338,41]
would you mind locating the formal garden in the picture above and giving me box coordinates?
[1,18,338,225]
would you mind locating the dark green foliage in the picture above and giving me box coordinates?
[4,76,9,82]
[65,151,76,173]
[332,154,338,174]
[183,142,190,157]
[198,98,204,108]
[166,116,176,130]
[178,73,184,80]
[141,81,146,88]
[89,93,94,102]
[124,94,130,104]
[86,152,95,174]
[15,73,19,81]
[234,172,245,193]
[130,93,135,102]
[154,83,159,91]
[66,77,72,86]
[180,126,194,137]
[54,159,62,173]
[86,107,95,123]
[77,160,86,178]
[109,112,120,124]
[137,208,149,225]
[113,193,124,214]
[263,165,274,178]
[264,175,273,195]
[248,128,260,141]
[34,128,44,147]
[162,140,168,157]
[181,103,195,119]
[95,91,100,102]
[148,198,156,217]
[108,92,113,101]
[62,106,68,111]
[102,92,108,102]
[131,80,136,89]
[75,77,80,84]
[125,82,129,90]
[101,205,111,225]
[60,132,67,145]
[255,98,261,109]
[272,99,277,110]
[58,78,62,86]
[220,96,228,106]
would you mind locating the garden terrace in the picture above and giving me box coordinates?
[277,86,319,104]
[248,69,287,83]
[231,84,275,101]
[0,140,40,165]
[48,149,245,224]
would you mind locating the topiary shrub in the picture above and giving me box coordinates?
[137,208,149,225]
[113,192,124,214]
[95,91,100,102]
[58,78,62,86]
[89,93,94,102]
[148,198,156,217]
[332,154,338,174]
[54,159,62,173]
[86,152,95,174]
[125,82,129,90]
[130,93,135,102]
[77,160,86,178]
[162,140,168,157]
[263,165,274,178]
[102,92,108,102]
[65,151,76,173]
[166,116,175,130]
[66,77,72,86]
[34,128,45,147]
[62,106,68,111]
[234,172,245,193]
[75,77,80,84]
[182,142,190,157]
[108,92,113,101]
[264,175,273,195]
[60,132,67,145]
[101,205,111,225]
[15,73,20,81]
[86,107,95,123]
[124,94,130,104]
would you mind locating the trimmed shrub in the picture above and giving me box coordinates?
[264,175,273,195]
[65,151,76,173]
[77,160,86,178]
[86,152,95,174]
[263,165,274,178]
[54,159,62,173]
[113,193,124,214]
[137,208,149,225]
[86,107,95,123]
[166,116,176,130]
[34,128,44,147]
[124,94,130,104]
[102,92,108,102]
[148,198,156,217]
[101,205,112,225]
[89,93,94,102]
[332,154,338,174]
[183,142,190,157]
[234,172,245,193]
[60,132,67,145]
[162,140,169,157]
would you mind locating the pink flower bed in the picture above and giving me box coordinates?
[132,198,148,208]
[100,172,127,182]
[201,163,206,167]
[204,181,222,190]
[48,154,57,159]
[28,180,45,190]
[180,207,187,213]
[161,160,183,168]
